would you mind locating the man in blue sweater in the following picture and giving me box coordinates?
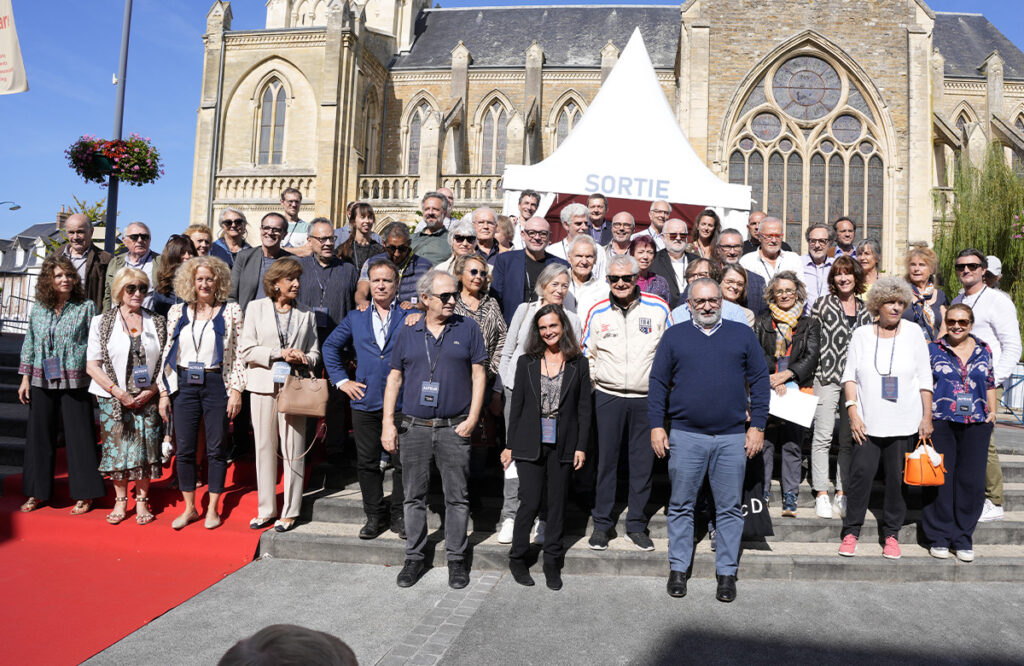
[648,278,770,603]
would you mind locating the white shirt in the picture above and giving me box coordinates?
[740,249,804,285]
[953,286,1022,386]
[86,312,163,398]
[125,251,157,310]
[64,246,91,283]
[546,238,607,281]
[841,323,932,437]
[177,314,220,368]
[668,254,688,294]
[631,227,666,250]
[567,275,608,321]
[282,219,310,248]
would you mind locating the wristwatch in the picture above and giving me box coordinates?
[844,400,857,408]
[753,426,765,432]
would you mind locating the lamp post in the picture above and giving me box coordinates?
[0,201,20,211]
[102,0,134,254]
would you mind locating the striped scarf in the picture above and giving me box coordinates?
[911,282,937,339]
[768,301,803,358]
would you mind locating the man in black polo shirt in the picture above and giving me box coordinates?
[382,270,488,590]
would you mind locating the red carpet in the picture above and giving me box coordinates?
[0,453,268,665]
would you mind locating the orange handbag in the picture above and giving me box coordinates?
[904,437,946,486]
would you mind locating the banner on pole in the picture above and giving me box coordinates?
[0,0,28,95]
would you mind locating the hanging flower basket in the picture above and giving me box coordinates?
[66,133,164,187]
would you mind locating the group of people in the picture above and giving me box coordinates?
[17,187,1020,603]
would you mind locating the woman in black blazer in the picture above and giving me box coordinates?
[501,304,590,591]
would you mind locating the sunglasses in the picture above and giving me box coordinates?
[385,244,411,253]
[435,291,458,303]
[124,284,149,296]
[524,230,549,239]
[309,235,335,244]
[221,218,245,228]
[955,262,982,272]
[125,233,150,242]
[261,226,285,235]
[607,274,637,284]
[666,233,688,240]
[453,235,476,243]
[945,318,972,327]
[465,268,485,277]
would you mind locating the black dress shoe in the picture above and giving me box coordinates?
[716,574,737,603]
[448,561,470,589]
[391,514,406,539]
[359,516,388,540]
[542,563,562,591]
[396,559,425,588]
[509,559,535,586]
[667,570,687,598]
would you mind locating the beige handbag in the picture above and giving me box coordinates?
[277,373,329,417]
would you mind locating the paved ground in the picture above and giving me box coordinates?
[90,558,1024,665]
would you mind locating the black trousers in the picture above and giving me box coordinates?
[172,370,229,494]
[351,409,403,519]
[510,444,573,564]
[323,386,348,457]
[842,434,910,539]
[922,420,992,550]
[23,386,104,501]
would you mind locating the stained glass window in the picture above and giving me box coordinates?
[809,153,826,225]
[729,151,745,185]
[481,101,508,173]
[832,115,861,143]
[772,56,842,121]
[866,155,884,241]
[556,101,582,147]
[848,154,865,238]
[258,78,285,165]
[752,113,782,141]
[748,152,764,211]
[767,152,785,220]
[786,153,803,248]
[828,154,845,222]
[407,101,430,174]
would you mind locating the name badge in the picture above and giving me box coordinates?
[187,361,205,386]
[132,366,151,388]
[776,356,790,374]
[272,361,291,384]
[955,392,973,414]
[881,376,898,401]
[43,357,62,381]
[541,417,557,444]
[419,381,440,407]
[314,307,329,328]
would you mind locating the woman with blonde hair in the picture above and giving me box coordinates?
[902,246,947,342]
[159,256,245,529]
[239,257,320,532]
[86,267,166,524]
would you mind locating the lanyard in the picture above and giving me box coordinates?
[47,304,69,356]
[422,324,447,381]
[313,262,336,306]
[190,304,220,355]
[873,323,899,376]
[964,286,987,310]
[374,304,392,343]
[758,254,777,280]
[274,306,293,348]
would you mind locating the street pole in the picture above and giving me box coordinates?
[103,0,133,254]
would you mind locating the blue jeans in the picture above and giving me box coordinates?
[400,421,471,562]
[666,429,746,575]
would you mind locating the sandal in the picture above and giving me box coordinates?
[250,516,276,530]
[20,497,42,513]
[70,500,92,516]
[135,495,154,525]
[106,497,129,525]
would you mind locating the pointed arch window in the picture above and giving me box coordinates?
[480,100,508,173]
[406,101,431,174]
[555,100,582,147]
[726,53,888,251]
[258,78,286,165]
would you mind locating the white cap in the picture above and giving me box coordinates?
[986,255,1002,278]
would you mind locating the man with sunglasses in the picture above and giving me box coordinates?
[582,255,671,553]
[410,191,453,266]
[228,212,293,311]
[649,218,698,309]
[103,221,161,311]
[355,222,434,309]
[382,270,488,589]
[52,213,111,310]
[210,208,251,268]
[492,216,569,325]
[952,249,1022,523]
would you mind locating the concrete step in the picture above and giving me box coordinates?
[0,382,20,404]
[0,436,24,467]
[0,402,27,438]
[0,366,21,386]
[259,521,1024,582]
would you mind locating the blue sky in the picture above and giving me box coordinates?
[2,0,1021,250]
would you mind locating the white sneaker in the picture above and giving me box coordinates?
[532,519,545,545]
[929,546,950,559]
[954,549,975,562]
[497,517,515,544]
[815,494,833,519]
[833,494,848,518]
[978,499,1004,523]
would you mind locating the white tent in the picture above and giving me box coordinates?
[502,27,750,226]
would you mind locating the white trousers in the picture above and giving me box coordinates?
[250,391,307,519]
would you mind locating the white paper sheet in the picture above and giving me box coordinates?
[768,382,818,428]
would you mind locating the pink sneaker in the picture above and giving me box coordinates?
[838,534,857,557]
[882,536,901,560]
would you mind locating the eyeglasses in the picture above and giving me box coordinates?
[689,297,721,307]
[717,243,742,251]
[945,318,972,327]
[607,274,637,284]
[524,230,549,239]
[435,291,458,303]
[666,233,688,240]
[807,238,829,246]
[261,226,284,235]
[773,288,797,296]
[309,235,335,244]
[124,284,149,296]
[453,235,476,244]
[465,268,485,277]
[385,244,411,253]
[125,233,150,242]
[689,271,711,280]
[761,233,782,241]
[956,262,982,272]
[221,218,245,228]
[611,223,634,230]
[650,209,671,215]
